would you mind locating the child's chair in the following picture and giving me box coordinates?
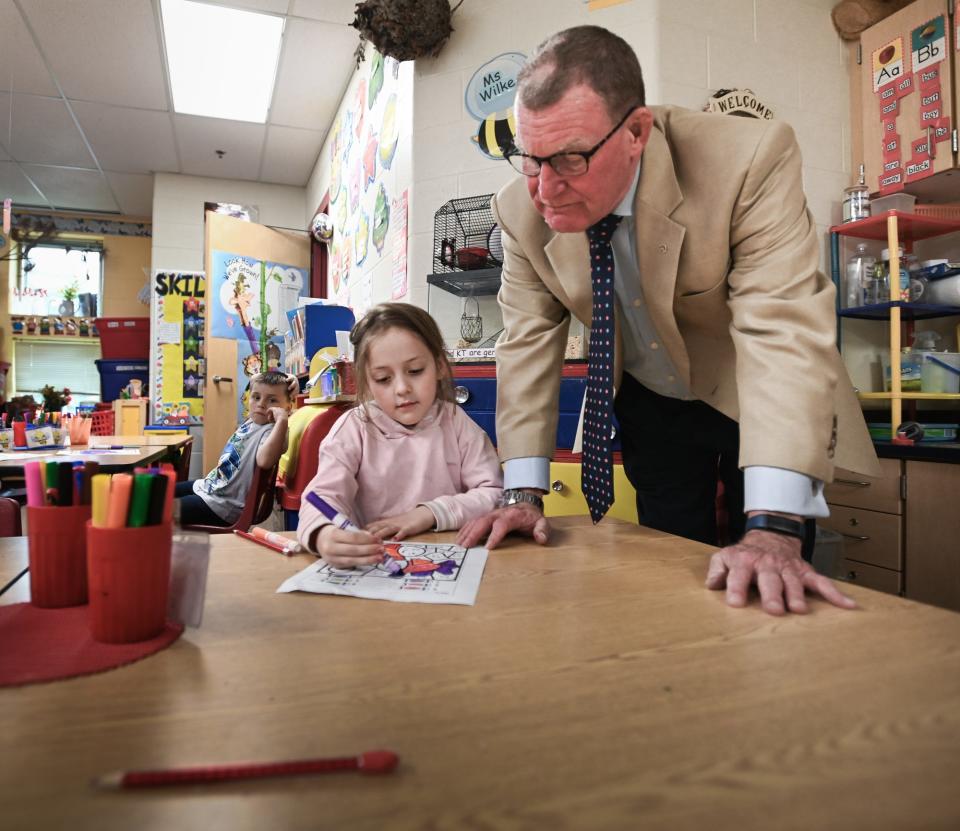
[180,463,279,534]
[0,496,23,536]
[279,403,350,530]
[172,436,194,482]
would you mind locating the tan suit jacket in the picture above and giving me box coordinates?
[491,105,879,481]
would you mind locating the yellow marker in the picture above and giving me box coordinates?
[91,473,112,528]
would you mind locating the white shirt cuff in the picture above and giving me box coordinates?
[503,457,551,493]
[744,466,828,518]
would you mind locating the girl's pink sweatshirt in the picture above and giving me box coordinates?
[297,400,503,550]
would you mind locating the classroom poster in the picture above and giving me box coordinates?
[391,189,408,299]
[151,271,206,426]
[209,251,308,348]
[327,46,408,307]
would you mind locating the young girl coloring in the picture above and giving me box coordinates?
[298,303,503,567]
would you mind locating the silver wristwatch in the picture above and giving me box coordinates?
[499,489,545,512]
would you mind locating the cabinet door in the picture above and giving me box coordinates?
[860,0,955,194]
[905,461,960,611]
[820,505,903,570]
[836,558,903,594]
[825,459,903,514]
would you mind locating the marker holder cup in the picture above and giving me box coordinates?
[27,505,92,608]
[86,521,173,643]
[68,415,92,445]
[12,421,26,448]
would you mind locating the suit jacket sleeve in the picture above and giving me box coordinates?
[726,120,839,479]
[490,193,570,463]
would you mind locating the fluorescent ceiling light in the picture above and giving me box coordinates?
[161,0,284,123]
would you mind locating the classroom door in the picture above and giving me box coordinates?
[203,212,309,472]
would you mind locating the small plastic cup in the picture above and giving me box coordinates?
[27,505,92,608]
[70,416,93,445]
[86,522,173,643]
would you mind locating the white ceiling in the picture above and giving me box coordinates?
[0,0,361,218]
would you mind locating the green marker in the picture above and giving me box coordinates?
[127,473,154,528]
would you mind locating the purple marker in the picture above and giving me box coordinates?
[305,491,360,531]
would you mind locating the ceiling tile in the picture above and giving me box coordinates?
[20,165,119,212]
[0,142,9,160]
[5,93,95,167]
[174,114,265,181]
[270,18,356,130]
[260,125,324,186]
[73,101,179,175]
[19,0,168,109]
[0,160,49,207]
[289,0,358,23]
[105,171,154,218]
[0,0,58,96]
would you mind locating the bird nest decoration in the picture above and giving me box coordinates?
[351,0,462,62]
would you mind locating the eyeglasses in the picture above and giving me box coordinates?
[504,104,641,177]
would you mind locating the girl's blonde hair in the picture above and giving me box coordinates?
[350,303,455,408]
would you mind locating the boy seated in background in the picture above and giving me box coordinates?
[175,369,295,526]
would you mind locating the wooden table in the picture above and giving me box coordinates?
[1,517,958,830]
[0,444,171,472]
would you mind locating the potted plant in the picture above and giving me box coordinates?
[59,281,79,316]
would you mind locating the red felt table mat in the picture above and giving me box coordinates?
[0,603,183,687]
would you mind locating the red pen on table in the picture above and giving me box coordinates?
[94,750,399,789]
[233,528,300,556]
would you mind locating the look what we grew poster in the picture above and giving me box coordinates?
[209,251,309,422]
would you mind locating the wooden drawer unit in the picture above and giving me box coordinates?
[820,505,903,571]
[836,558,903,595]
[825,458,903,514]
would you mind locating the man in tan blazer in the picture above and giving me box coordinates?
[458,25,879,615]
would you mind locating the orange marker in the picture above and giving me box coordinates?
[160,468,177,523]
[106,474,133,528]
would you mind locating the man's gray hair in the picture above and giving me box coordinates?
[517,26,645,120]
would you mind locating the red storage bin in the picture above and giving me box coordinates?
[90,409,115,436]
[94,317,150,359]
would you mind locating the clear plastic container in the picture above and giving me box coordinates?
[921,352,960,394]
[844,243,876,309]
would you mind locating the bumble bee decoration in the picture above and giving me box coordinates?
[473,108,516,160]
[465,53,525,161]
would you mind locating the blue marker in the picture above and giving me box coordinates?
[305,492,360,531]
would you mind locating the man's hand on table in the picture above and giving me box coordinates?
[457,503,550,549]
[705,528,857,616]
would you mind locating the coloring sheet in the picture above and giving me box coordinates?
[277,542,488,605]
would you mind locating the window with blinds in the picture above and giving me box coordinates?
[13,340,103,405]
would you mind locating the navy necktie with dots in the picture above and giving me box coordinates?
[582,214,622,524]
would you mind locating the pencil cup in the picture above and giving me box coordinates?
[0,427,13,450]
[69,416,92,445]
[27,505,92,608]
[12,421,26,448]
[86,522,173,643]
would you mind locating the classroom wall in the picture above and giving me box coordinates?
[304,0,853,350]
[151,173,307,273]
[102,234,152,317]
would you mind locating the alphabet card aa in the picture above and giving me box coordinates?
[277,542,488,605]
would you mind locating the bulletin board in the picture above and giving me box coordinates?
[151,271,206,426]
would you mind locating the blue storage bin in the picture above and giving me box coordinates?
[95,359,149,403]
